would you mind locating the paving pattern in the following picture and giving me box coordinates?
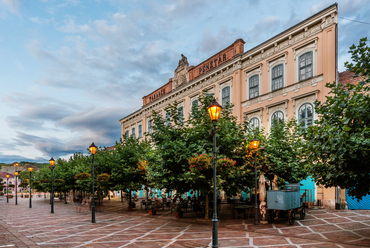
[1,196,370,247]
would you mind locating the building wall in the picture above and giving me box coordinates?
[119,4,339,208]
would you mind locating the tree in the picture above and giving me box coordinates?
[263,119,310,185]
[110,136,151,207]
[305,37,370,199]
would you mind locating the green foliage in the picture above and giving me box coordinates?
[264,118,310,184]
[305,37,370,199]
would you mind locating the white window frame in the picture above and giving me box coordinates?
[137,122,143,138]
[266,100,288,132]
[177,101,185,123]
[218,78,232,107]
[293,91,319,126]
[189,94,199,118]
[293,38,318,83]
[125,128,129,139]
[147,117,153,134]
[267,53,287,93]
[245,64,262,101]
[131,125,136,139]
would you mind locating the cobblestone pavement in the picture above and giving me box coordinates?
[1,197,370,247]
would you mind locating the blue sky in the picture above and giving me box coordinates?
[0,0,369,163]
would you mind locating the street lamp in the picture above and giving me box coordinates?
[6,174,10,203]
[14,171,19,205]
[207,98,222,248]
[89,142,97,223]
[249,136,261,225]
[49,157,56,213]
[28,166,33,208]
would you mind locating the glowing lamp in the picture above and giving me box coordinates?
[14,162,19,167]
[89,142,98,155]
[49,157,55,166]
[14,172,19,176]
[28,167,33,172]
[207,98,222,122]
[6,174,10,178]
[250,137,260,149]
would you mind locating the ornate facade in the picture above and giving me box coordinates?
[120,4,342,209]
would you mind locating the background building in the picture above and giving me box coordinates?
[120,4,344,209]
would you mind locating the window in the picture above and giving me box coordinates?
[138,124,142,138]
[249,117,260,130]
[271,111,284,124]
[191,99,198,109]
[222,86,230,106]
[299,52,312,81]
[249,75,259,99]
[298,103,314,128]
[148,119,152,134]
[178,106,184,122]
[165,111,171,126]
[272,64,283,91]
[125,130,129,139]
[131,127,135,138]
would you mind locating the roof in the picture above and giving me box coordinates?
[339,71,367,85]
[0,172,14,178]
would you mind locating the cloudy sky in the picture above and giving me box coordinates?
[0,0,369,163]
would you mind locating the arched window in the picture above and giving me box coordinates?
[222,86,230,106]
[249,117,260,130]
[272,64,283,91]
[299,52,313,81]
[249,75,259,99]
[271,111,284,124]
[298,103,314,128]
[178,106,184,123]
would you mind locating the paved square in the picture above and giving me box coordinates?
[1,196,370,247]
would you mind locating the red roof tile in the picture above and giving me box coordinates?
[339,71,367,85]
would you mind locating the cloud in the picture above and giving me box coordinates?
[58,19,91,33]
[0,153,47,164]
[0,0,20,14]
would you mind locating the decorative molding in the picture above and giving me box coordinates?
[292,90,320,106]
[242,74,323,108]
[244,107,263,116]
[266,100,289,114]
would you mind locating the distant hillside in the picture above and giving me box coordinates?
[0,162,47,174]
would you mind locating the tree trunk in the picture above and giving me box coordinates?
[205,193,209,220]
[64,191,67,204]
[121,191,123,202]
[129,189,132,207]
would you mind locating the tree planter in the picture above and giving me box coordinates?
[127,207,132,211]
[148,210,156,215]
[8,195,13,198]
[174,212,183,218]
[25,195,29,198]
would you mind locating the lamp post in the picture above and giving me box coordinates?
[14,162,19,205]
[250,137,261,225]
[49,157,56,213]
[14,171,19,205]
[28,167,33,208]
[6,174,10,203]
[207,98,222,248]
[89,142,98,223]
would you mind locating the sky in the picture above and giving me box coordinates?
[0,0,369,164]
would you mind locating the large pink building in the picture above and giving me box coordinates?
[120,4,343,208]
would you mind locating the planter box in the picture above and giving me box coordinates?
[148,210,156,215]
[175,212,183,218]
[127,207,132,211]
[25,195,29,198]
[8,195,13,198]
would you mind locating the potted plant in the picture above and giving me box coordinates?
[148,200,162,215]
[21,193,23,198]
[172,203,183,218]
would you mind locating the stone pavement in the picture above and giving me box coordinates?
[1,196,370,247]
